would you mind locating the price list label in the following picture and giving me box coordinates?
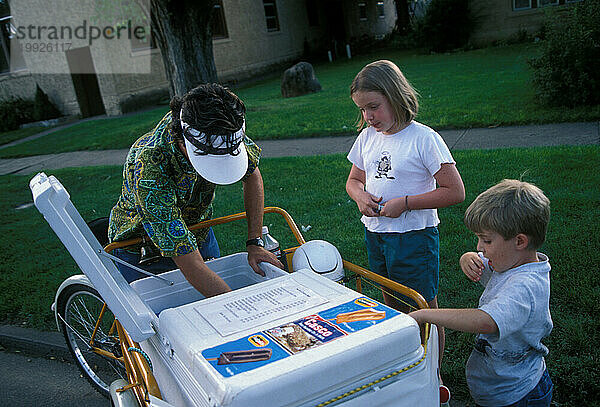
[197,280,328,336]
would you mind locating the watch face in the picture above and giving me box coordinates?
[247,237,265,247]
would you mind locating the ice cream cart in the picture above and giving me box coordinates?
[30,172,442,407]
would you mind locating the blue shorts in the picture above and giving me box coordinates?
[364,227,439,302]
[476,369,553,407]
[113,227,220,283]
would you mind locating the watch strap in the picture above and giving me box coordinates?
[246,237,264,247]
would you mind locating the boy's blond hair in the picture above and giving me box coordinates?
[350,60,419,131]
[464,179,550,249]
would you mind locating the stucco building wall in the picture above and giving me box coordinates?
[470,0,580,45]
[1,0,397,117]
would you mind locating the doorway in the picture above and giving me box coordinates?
[66,46,106,118]
[324,0,347,60]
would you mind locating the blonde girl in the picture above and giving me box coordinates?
[346,60,465,378]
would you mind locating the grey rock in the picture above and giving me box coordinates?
[281,62,322,98]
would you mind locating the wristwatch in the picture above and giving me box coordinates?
[246,237,265,248]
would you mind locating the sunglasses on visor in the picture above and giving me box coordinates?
[181,120,244,156]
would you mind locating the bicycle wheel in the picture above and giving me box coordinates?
[57,284,126,398]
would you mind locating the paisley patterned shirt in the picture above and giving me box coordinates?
[108,112,261,257]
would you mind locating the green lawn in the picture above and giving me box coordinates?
[1,43,599,159]
[0,126,53,146]
[0,145,598,406]
[0,106,169,158]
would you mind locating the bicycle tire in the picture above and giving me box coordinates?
[56,284,126,398]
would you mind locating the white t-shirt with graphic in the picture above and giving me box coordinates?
[347,121,455,233]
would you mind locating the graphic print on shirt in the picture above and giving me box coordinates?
[374,151,395,179]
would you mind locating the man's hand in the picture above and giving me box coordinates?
[408,309,426,326]
[247,245,284,276]
[173,250,231,297]
[460,252,484,282]
[241,167,280,276]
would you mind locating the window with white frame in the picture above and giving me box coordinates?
[513,0,532,10]
[358,2,367,21]
[377,1,385,18]
[538,0,558,6]
[263,0,280,32]
[212,0,228,39]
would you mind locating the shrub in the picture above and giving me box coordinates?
[529,1,600,107]
[0,86,62,132]
[415,0,475,52]
[33,85,61,122]
[0,98,35,132]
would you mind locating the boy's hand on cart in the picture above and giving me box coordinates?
[247,245,284,276]
[407,310,431,345]
[407,309,426,325]
[460,252,484,282]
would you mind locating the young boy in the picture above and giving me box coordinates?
[409,179,553,406]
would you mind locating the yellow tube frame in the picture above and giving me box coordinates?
[116,321,161,406]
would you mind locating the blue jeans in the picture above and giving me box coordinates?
[113,227,220,283]
[476,369,553,407]
[364,227,439,302]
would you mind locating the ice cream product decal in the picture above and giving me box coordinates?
[206,348,273,365]
[202,297,399,377]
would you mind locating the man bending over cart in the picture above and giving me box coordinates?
[108,83,283,297]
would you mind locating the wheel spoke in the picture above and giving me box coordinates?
[60,286,126,397]
[70,299,97,338]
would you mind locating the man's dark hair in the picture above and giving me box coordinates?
[169,83,246,142]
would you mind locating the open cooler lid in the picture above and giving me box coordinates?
[30,173,158,342]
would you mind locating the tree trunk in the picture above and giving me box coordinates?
[151,0,218,97]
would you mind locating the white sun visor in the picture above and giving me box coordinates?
[181,112,248,185]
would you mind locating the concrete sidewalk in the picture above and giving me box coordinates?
[0,325,71,360]
[1,121,598,176]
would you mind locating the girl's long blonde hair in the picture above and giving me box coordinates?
[350,60,419,131]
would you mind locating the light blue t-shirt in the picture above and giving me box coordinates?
[466,252,553,406]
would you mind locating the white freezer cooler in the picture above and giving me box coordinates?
[29,173,440,407]
[135,265,440,407]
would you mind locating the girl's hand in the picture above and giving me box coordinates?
[356,191,382,217]
[460,252,484,282]
[379,197,406,218]
[346,165,381,217]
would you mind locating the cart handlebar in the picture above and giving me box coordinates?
[103,207,304,254]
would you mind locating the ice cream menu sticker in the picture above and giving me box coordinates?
[196,280,329,336]
[202,297,399,377]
